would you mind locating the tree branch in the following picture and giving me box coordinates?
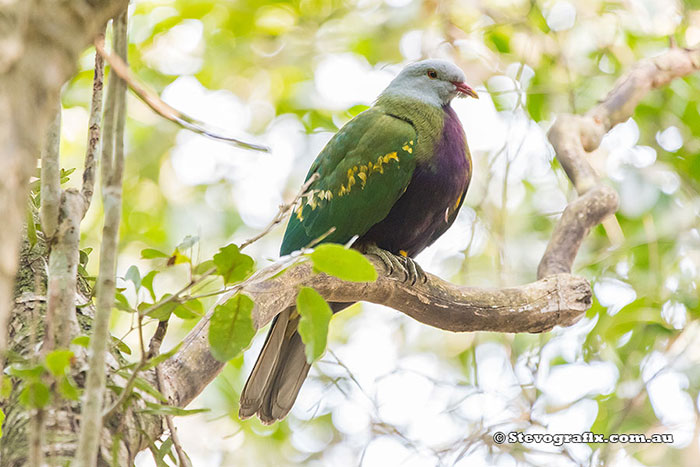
[159,45,700,415]
[94,37,270,152]
[39,108,61,238]
[75,11,129,467]
[80,30,106,216]
[0,0,129,381]
[43,189,84,350]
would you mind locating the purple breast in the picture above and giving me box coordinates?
[359,105,471,256]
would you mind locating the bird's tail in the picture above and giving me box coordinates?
[239,303,350,424]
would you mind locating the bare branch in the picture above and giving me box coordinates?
[589,47,700,134]
[80,30,106,216]
[94,37,270,153]
[240,173,320,250]
[162,263,590,408]
[537,185,618,278]
[40,108,61,238]
[43,189,84,350]
[156,366,191,467]
[75,11,128,467]
[550,47,700,195]
[159,46,700,415]
[542,47,700,273]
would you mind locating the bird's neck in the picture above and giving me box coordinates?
[375,95,446,163]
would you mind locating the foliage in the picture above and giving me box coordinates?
[208,293,256,362]
[309,243,378,282]
[44,0,700,465]
[297,286,334,363]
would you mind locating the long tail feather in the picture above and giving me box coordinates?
[238,309,291,419]
[239,303,352,424]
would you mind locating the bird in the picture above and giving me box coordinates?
[239,59,477,424]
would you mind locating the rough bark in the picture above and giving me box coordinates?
[0,0,129,380]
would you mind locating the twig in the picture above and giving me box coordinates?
[147,320,169,359]
[80,28,106,216]
[103,318,170,420]
[40,107,61,238]
[239,173,319,250]
[75,11,129,467]
[160,47,700,413]
[138,267,216,318]
[93,37,269,153]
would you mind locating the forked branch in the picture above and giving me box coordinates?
[160,45,700,411]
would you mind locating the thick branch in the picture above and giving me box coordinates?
[162,262,591,408]
[0,0,129,376]
[549,47,700,194]
[537,185,618,278]
[589,47,700,133]
[161,46,700,419]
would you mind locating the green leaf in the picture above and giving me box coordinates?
[1,378,12,399]
[125,265,141,290]
[141,248,169,259]
[213,244,254,285]
[79,247,93,266]
[112,336,132,355]
[115,291,134,313]
[140,401,209,417]
[208,293,256,362]
[142,342,183,371]
[59,167,76,185]
[156,436,174,467]
[132,376,168,403]
[7,363,44,380]
[45,349,74,376]
[309,244,377,282]
[26,206,37,249]
[194,259,215,275]
[58,376,81,401]
[71,335,90,348]
[145,294,178,321]
[0,408,4,439]
[173,299,203,320]
[19,381,50,408]
[142,270,158,301]
[296,287,333,363]
[177,234,199,251]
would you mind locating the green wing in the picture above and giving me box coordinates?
[280,108,417,255]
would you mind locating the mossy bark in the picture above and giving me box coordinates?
[0,234,163,466]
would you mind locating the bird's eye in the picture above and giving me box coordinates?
[427,70,438,79]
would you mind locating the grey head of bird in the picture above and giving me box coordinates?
[380,58,478,108]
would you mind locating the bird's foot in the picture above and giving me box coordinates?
[398,254,428,285]
[359,244,427,285]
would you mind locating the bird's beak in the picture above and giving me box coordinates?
[453,81,478,99]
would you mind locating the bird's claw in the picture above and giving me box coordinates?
[360,244,427,285]
[398,255,428,285]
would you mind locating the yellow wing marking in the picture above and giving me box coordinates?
[334,151,402,197]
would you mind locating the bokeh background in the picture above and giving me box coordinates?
[56,0,700,465]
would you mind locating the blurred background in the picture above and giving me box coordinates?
[57,0,699,465]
